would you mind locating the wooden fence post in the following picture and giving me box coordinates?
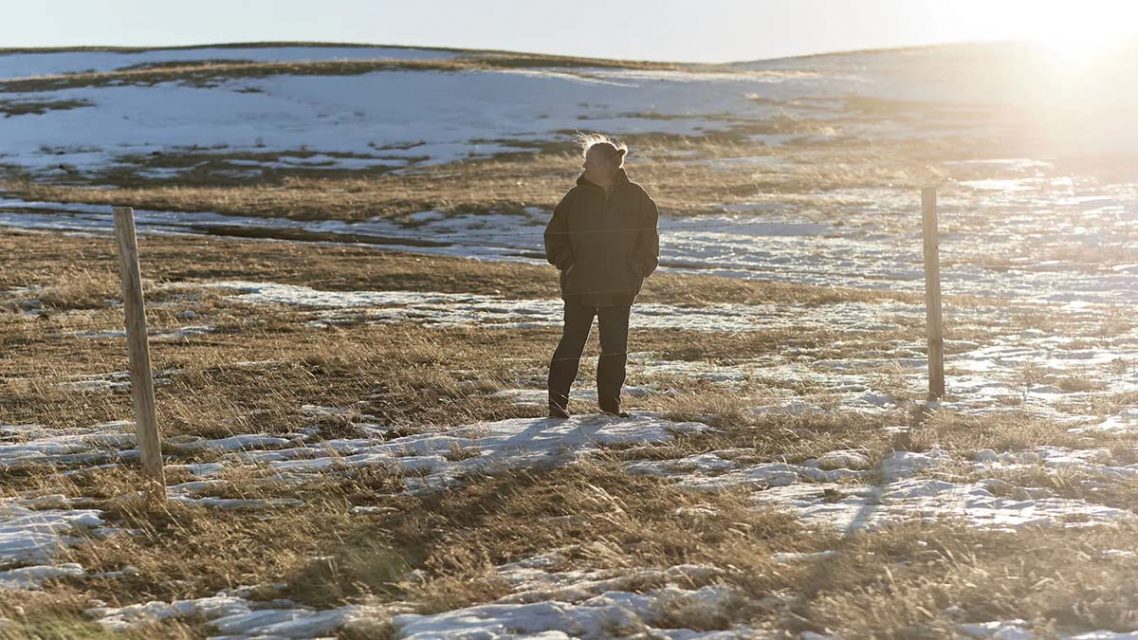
[922,188,945,401]
[113,207,166,498]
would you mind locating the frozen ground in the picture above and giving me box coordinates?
[5,395,1138,637]
[6,271,1134,635]
[0,62,789,177]
[193,280,911,334]
[8,259,1138,634]
[86,573,756,639]
[165,278,1138,430]
[5,387,1138,636]
[3,163,1138,305]
[0,41,1135,178]
[4,42,1138,637]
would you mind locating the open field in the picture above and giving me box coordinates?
[2,41,1138,638]
[5,227,1138,638]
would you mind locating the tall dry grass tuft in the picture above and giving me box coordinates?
[908,409,1081,453]
[795,522,1138,636]
[0,589,199,639]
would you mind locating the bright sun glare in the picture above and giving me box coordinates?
[1026,3,1138,65]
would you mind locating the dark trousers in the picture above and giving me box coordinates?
[548,301,631,413]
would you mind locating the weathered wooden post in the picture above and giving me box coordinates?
[112,207,166,498]
[922,188,945,401]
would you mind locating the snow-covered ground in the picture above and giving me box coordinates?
[1,41,1135,178]
[192,280,911,334]
[1,62,790,176]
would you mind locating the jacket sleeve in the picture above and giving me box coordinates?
[544,191,575,271]
[633,192,660,277]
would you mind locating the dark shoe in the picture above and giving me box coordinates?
[548,405,571,419]
[600,408,630,418]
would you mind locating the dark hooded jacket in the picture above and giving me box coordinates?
[544,168,660,306]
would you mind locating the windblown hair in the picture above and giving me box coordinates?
[577,132,628,167]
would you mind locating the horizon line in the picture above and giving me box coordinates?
[0,37,1036,66]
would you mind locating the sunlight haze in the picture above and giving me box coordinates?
[7,0,1137,61]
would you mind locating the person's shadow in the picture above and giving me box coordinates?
[491,414,621,468]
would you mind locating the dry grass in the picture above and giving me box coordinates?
[331,461,1138,635]
[908,409,1084,453]
[1081,390,1138,417]
[64,493,404,608]
[2,44,1136,637]
[8,152,924,219]
[967,463,1138,512]
[21,444,1138,638]
[1,231,927,439]
[1,305,542,433]
[0,298,894,437]
[97,147,421,185]
[3,126,954,220]
[0,590,199,639]
[3,459,806,633]
[388,462,811,602]
[1055,373,1108,393]
[1,150,676,217]
[2,222,1135,635]
[0,97,92,117]
[794,522,1138,636]
[0,230,917,309]
[0,54,720,93]
[0,228,894,633]
[591,389,901,470]
[33,270,124,312]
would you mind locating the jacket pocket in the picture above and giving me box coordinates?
[559,263,576,291]
[624,258,644,293]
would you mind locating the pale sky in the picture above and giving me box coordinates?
[6,0,1137,62]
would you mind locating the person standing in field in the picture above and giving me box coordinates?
[544,135,660,418]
